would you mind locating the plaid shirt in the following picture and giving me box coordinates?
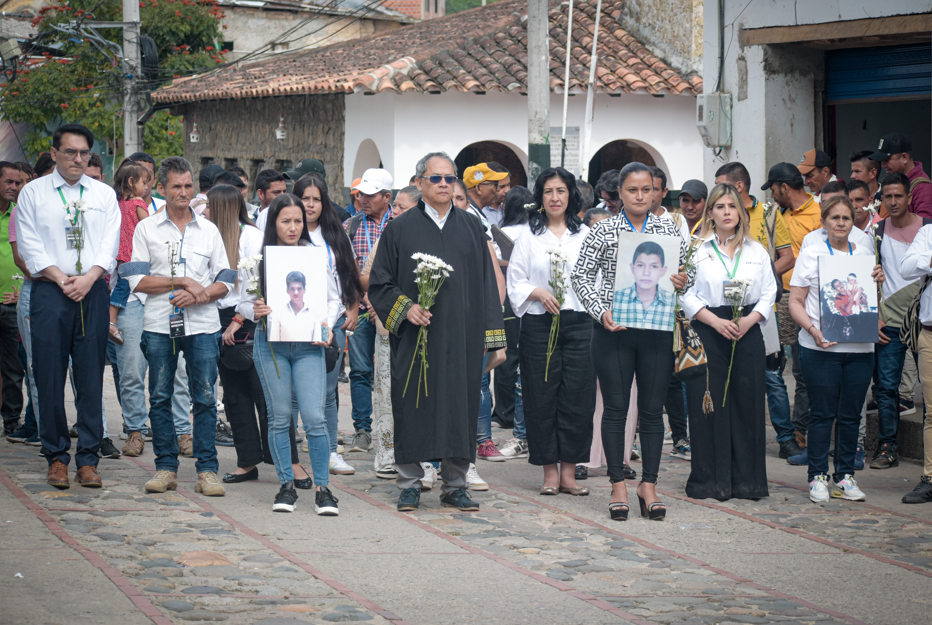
[343,210,392,270]
[612,285,676,331]
[572,212,695,325]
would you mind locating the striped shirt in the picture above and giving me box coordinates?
[612,284,676,331]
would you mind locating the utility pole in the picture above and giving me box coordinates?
[122,0,142,157]
[526,0,550,181]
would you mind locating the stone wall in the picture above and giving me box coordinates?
[176,94,345,194]
[618,0,703,75]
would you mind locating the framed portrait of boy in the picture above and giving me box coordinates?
[611,231,680,332]
[818,254,878,343]
[265,245,329,342]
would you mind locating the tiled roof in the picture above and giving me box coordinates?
[154,0,702,104]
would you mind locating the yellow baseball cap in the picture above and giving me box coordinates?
[463,163,508,189]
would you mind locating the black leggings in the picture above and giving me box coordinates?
[591,323,674,483]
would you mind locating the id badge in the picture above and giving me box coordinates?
[65,227,79,250]
[169,310,185,338]
[723,280,742,301]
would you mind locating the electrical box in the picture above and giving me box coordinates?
[696,92,732,148]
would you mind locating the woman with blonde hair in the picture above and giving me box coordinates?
[680,183,777,500]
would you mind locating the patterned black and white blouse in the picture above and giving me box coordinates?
[571,211,696,324]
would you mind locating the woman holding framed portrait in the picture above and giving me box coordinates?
[572,162,694,521]
[680,183,777,500]
[789,195,884,505]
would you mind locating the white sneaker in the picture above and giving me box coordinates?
[663,428,673,445]
[217,401,225,413]
[466,462,488,491]
[336,444,345,455]
[499,437,528,459]
[809,474,830,503]
[420,462,437,490]
[329,452,355,475]
[831,474,866,501]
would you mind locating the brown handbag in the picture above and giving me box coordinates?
[673,309,714,414]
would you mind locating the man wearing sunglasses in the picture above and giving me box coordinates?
[15,123,121,490]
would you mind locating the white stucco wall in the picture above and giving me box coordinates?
[702,0,932,187]
[344,90,703,189]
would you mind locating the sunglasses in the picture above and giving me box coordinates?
[421,175,457,184]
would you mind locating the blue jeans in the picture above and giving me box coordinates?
[765,362,794,443]
[110,276,131,309]
[477,352,492,444]
[875,326,914,448]
[17,280,40,429]
[348,315,375,431]
[325,313,347,452]
[801,347,873,482]
[254,326,330,486]
[141,331,220,473]
[115,300,191,436]
[513,367,526,441]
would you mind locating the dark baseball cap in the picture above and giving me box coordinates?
[198,164,224,188]
[870,133,912,161]
[761,163,802,191]
[678,179,708,201]
[284,158,326,181]
[797,149,832,175]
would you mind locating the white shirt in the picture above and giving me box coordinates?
[16,169,121,277]
[900,224,932,324]
[308,225,349,327]
[801,226,873,250]
[681,236,777,323]
[657,208,691,243]
[424,202,452,230]
[148,197,166,216]
[270,301,316,341]
[255,207,270,232]
[790,242,875,353]
[126,207,236,335]
[216,224,264,317]
[507,224,590,316]
[495,223,530,261]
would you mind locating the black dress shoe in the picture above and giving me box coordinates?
[575,465,588,480]
[222,467,259,483]
[623,464,637,480]
[294,468,313,490]
[778,439,804,459]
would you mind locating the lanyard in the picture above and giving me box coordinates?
[151,198,157,213]
[621,209,647,233]
[310,230,334,272]
[710,240,742,280]
[825,239,852,255]
[58,186,84,224]
[362,211,389,254]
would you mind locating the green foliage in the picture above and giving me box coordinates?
[446,0,507,14]
[0,0,225,160]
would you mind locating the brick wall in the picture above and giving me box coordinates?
[382,0,445,20]
[177,94,345,194]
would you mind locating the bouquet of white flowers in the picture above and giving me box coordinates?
[238,254,279,377]
[723,278,753,407]
[545,248,570,381]
[405,253,453,406]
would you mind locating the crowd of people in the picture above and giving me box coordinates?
[2,123,932,521]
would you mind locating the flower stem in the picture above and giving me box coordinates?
[545,313,559,382]
[723,339,737,407]
[404,326,426,399]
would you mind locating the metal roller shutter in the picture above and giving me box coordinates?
[826,43,931,103]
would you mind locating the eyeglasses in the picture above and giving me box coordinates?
[421,175,457,185]
[477,181,499,188]
[57,149,92,161]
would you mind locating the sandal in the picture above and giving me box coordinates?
[637,493,666,521]
[609,501,629,521]
[109,322,124,345]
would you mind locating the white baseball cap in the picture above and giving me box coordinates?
[355,168,393,195]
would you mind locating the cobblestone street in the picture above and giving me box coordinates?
[1,377,930,625]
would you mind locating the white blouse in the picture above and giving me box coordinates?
[507,224,589,317]
[681,236,777,323]
[218,225,264,321]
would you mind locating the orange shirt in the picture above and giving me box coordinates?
[782,194,821,290]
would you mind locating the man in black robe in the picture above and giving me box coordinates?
[369,152,506,512]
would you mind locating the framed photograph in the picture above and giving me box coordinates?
[818,255,878,343]
[265,245,329,342]
[611,231,680,332]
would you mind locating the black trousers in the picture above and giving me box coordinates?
[664,375,688,443]
[492,298,521,428]
[217,307,296,467]
[520,311,595,466]
[32,280,108,468]
[0,303,24,429]
[591,323,674,484]
[685,306,769,500]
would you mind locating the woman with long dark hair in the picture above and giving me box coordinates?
[507,167,595,494]
[251,194,341,515]
[680,183,777,500]
[292,173,362,476]
[572,162,694,521]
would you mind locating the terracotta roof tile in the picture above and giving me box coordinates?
[154,0,701,104]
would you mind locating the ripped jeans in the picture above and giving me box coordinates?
[141,331,221,474]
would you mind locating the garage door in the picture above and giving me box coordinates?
[826,43,931,103]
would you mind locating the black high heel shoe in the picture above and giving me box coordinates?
[637,493,666,521]
[609,502,629,521]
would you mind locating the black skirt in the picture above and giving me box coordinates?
[684,305,769,500]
